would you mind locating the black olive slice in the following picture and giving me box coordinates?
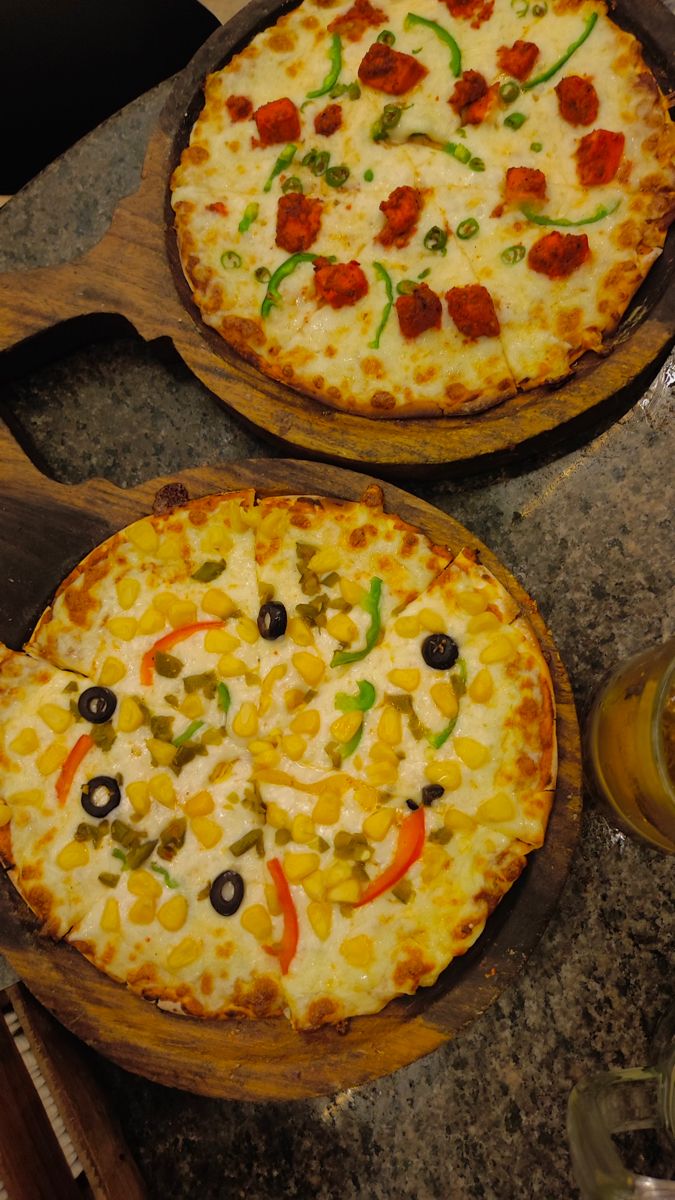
[81,776,121,818]
[421,784,445,806]
[257,601,288,640]
[406,799,419,811]
[209,869,245,916]
[78,686,118,724]
[421,633,459,670]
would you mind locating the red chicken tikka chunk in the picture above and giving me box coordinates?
[395,284,442,338]
[254,97,301,146]
[276,193,323,253]
[358,42,428,95]
[314,259,369,308]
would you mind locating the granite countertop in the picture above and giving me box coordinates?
[0,23,674,1199]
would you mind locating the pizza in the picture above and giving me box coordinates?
[169,0,675,418]
[0,486,556,1028]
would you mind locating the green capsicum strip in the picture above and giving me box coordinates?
[173,719,205,747]
[340,722,364,760]
[151,863,179,888]
[263,143,297,193]
[427,715,457,750]
[522,11,598,90]
[306,33,342,99]
[368,262,394,349]
[217,682,231,713]
[521,199,620,227]
[331,578,383,667]
[404,13,461,76]
[238,202,259,233]
[261,252,334,318]
[335,680,376,713]
[426,657,466,746]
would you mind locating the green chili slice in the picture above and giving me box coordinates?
[504,112,527,129]
[310,150,331,175]
[368,261,394,349]
[371,103,405,142]
[238,202,259,233]
[521,198,620,227]
[364,168,374,181]
[335,680,376,712]
[530,141,543,152]
[511,0,528,14]
[325,164,350,187]
[532,1,547,14]
[306,33,342,99]
[499,80,520,104]
[377,29,396,44]
[263,142,297,193]
[417,267,431,279]
[523,11,598,90]
[261,252,332,318]
[396,279,416,295]
[191,559,226,582]
[443,141,471,164]
[255,266,271,283]
[456,217,479,239]
[331,578,383,667]
[404,13,461,77]
[468,156,485,171]
[172,719,205,747]
[424,225,448,254]
[220,250,242,269]
[282,175,303,193]
[501,243,526,265]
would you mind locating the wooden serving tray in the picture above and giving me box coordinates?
[0,422,582,1100]
[0,0,673,474]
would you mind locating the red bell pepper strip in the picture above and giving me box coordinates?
[55,734,94,806]
[354,806,425,907]
[263,858,299,975]
[140,621,225,685]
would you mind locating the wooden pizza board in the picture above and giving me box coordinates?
[0,421,582,1100]
[0,0,673,475]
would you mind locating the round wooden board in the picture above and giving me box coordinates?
[0,430,582,1100]
[0,0,673,475]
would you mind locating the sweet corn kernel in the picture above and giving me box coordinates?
[457,589,488,615]
[203,629,238,654]
[57,841,90,870]
[201,589,237,618]
[418,607,446,633]
[258,507,285,537]
[117,697,145,733]
[201,521,234,553]
[126,780,151,817]
[152,592,178,615]
[107,616,138,641]
[148,773,177,808]
[38,703,73,734]
[237,617,259,644]
[469,611,501,635]
[291,813,316,844]
[377,706,402,746]
[387,667,420,691]
[480,635,516,665]
[240,904,273,941]
[292,652,325,687]
[288,616,314,647]
[251,743,280,768]
[99,656,126,686]
[157,534,183,561]
[9,728,39,755]
[283,851,320,881]
[137,606,165,635]
[266,802,290,830]
[259,665,287,715]
[36,742,68,776]
[315,773,350,797]
[308,547,340,573]
[0,804,11,827]
[302,870,326,901]
[339,934,374,966]
[340,578,364,606]
[166,937,202,971]
[129,897,155,924]
[453,737,490,769]
[366,761,398,786]
[327,878,362,904]
[369,742,398,766]
[444,807,476,833]
[179,693,205,720]
[312,793,342,825]
[363,808,394,841]
[393,615,419,638]
[430,683,458,720]
[281,733,306,761]
[116,577,140,610]
[265,882,282,916]
[290,709,320,736]
[8,789,44,808]
[330,711,362,743]
[425,760,462,790]
[100,897,120,932]
[217,653,248,677]
[191,816,223,849]
[353,783,379,812]
[477,793,516,823]
[157,895,188,932]
[168,600,198,629]
[284,688,306,711]
[469,667,494,703]
[326,613,358,643]
[127,869,163,898]
[207,758,236,784]
[126,518,158,553]
[232,702,258,738]
[307,901,332,940]
[184,789,214,817]
[325,859,352,887]
[146,738,178,767]
[421,843,448,884]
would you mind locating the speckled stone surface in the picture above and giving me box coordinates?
[0,36,674,1200]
